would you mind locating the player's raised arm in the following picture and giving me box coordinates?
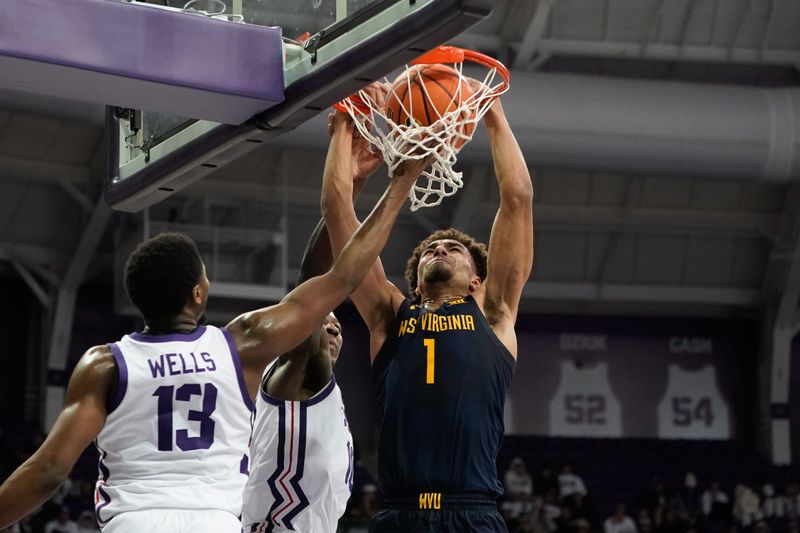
[0,346,115,528]
[321,108,408,359]
[480,98,534,357]
[296,122,380,284]
[227,134,430,396]
[266,126,380,372]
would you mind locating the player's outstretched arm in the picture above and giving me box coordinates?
[227,141,428,397]
[321,110,406,359]
[270,134,380,372]
[0,346,115,528]
[297,155,376,284]
[481,98,534,357]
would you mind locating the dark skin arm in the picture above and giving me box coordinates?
[296,172,374,283]
[294,106,386,284]
[321,109,408,363]
[226,121,428,401]
[266,146,379,401]
[0,346,116,528]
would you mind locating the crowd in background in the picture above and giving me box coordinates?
[499,457,800,533]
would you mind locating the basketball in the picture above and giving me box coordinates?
[384,64,476,149]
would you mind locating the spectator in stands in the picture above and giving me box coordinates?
[52,478,79,508]
[535,465,559,499]
[505,457,534,499]
[44,506,77,533]
[783,483,800,519]
[556,501,575,533]
[558,463,588,504]
[701,481,730,518]
[733,484,761,526]
[515,510,549,533]
[641,477,670,525]
[672,472,702,522]
[359,483,381,519]
[351,453,374,494]
[10,515,34,533]
[637,509,653,533]
[542,490,563,532]
[656,508,687,533]
[571,518,591,533]
[754,520,770,533]
[761,484,784,519]
[567,492,591,522]
[502,493,539,527]
[339,447,380,528]
[604,503,637,533]
[75,511,99,533]
[62,479,93,520]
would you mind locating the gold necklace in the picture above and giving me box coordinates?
[421,296,459,309]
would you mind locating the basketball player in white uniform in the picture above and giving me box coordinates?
[0,126,434,531]
[243,118,383,533]
[242,314,353,533]
[96,325,254,532]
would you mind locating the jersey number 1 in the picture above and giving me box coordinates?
[424,338,435,384]
[153,383,217,451]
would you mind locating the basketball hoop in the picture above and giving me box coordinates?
[334,46,510,211]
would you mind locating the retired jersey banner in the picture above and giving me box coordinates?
[507,315,756,440]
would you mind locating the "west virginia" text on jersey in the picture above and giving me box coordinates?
[398,314,475,336]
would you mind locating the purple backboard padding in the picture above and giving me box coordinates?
[0,0,284,123]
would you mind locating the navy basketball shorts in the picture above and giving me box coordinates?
[369,494,507,533]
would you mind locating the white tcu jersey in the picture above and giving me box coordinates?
[94,326,255,527]
[549,360,622,437]
[242,362,353,533]
[657,364,730,439]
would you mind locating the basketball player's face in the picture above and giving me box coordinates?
[319,313,343,364]
[418,239,476,289]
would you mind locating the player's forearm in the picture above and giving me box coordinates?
[321,116,354,207]
[484,103,533,205]
[321,135,359,256]
[306,170,372,283]
[304,127,376,284]
[329,175,410,293]
[297,219,333,283]
[0,456,67,528]
[321,156,370,216]
[321,165,355,224]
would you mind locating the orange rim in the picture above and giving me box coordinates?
[412,45,510,93]
[334,45,510,111]
[333,93,370,114]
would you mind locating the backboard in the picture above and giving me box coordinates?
[105,0,495,211]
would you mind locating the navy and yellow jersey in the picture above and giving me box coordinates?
[372,295,516,499]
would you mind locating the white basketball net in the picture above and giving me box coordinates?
[336,51,509,211]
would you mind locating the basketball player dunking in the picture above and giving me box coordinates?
[0,141,432,532]
[322,85,533,532]
[241,120,384,533]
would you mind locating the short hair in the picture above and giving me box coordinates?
[124,232,204,323]
[404,228,488,302]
